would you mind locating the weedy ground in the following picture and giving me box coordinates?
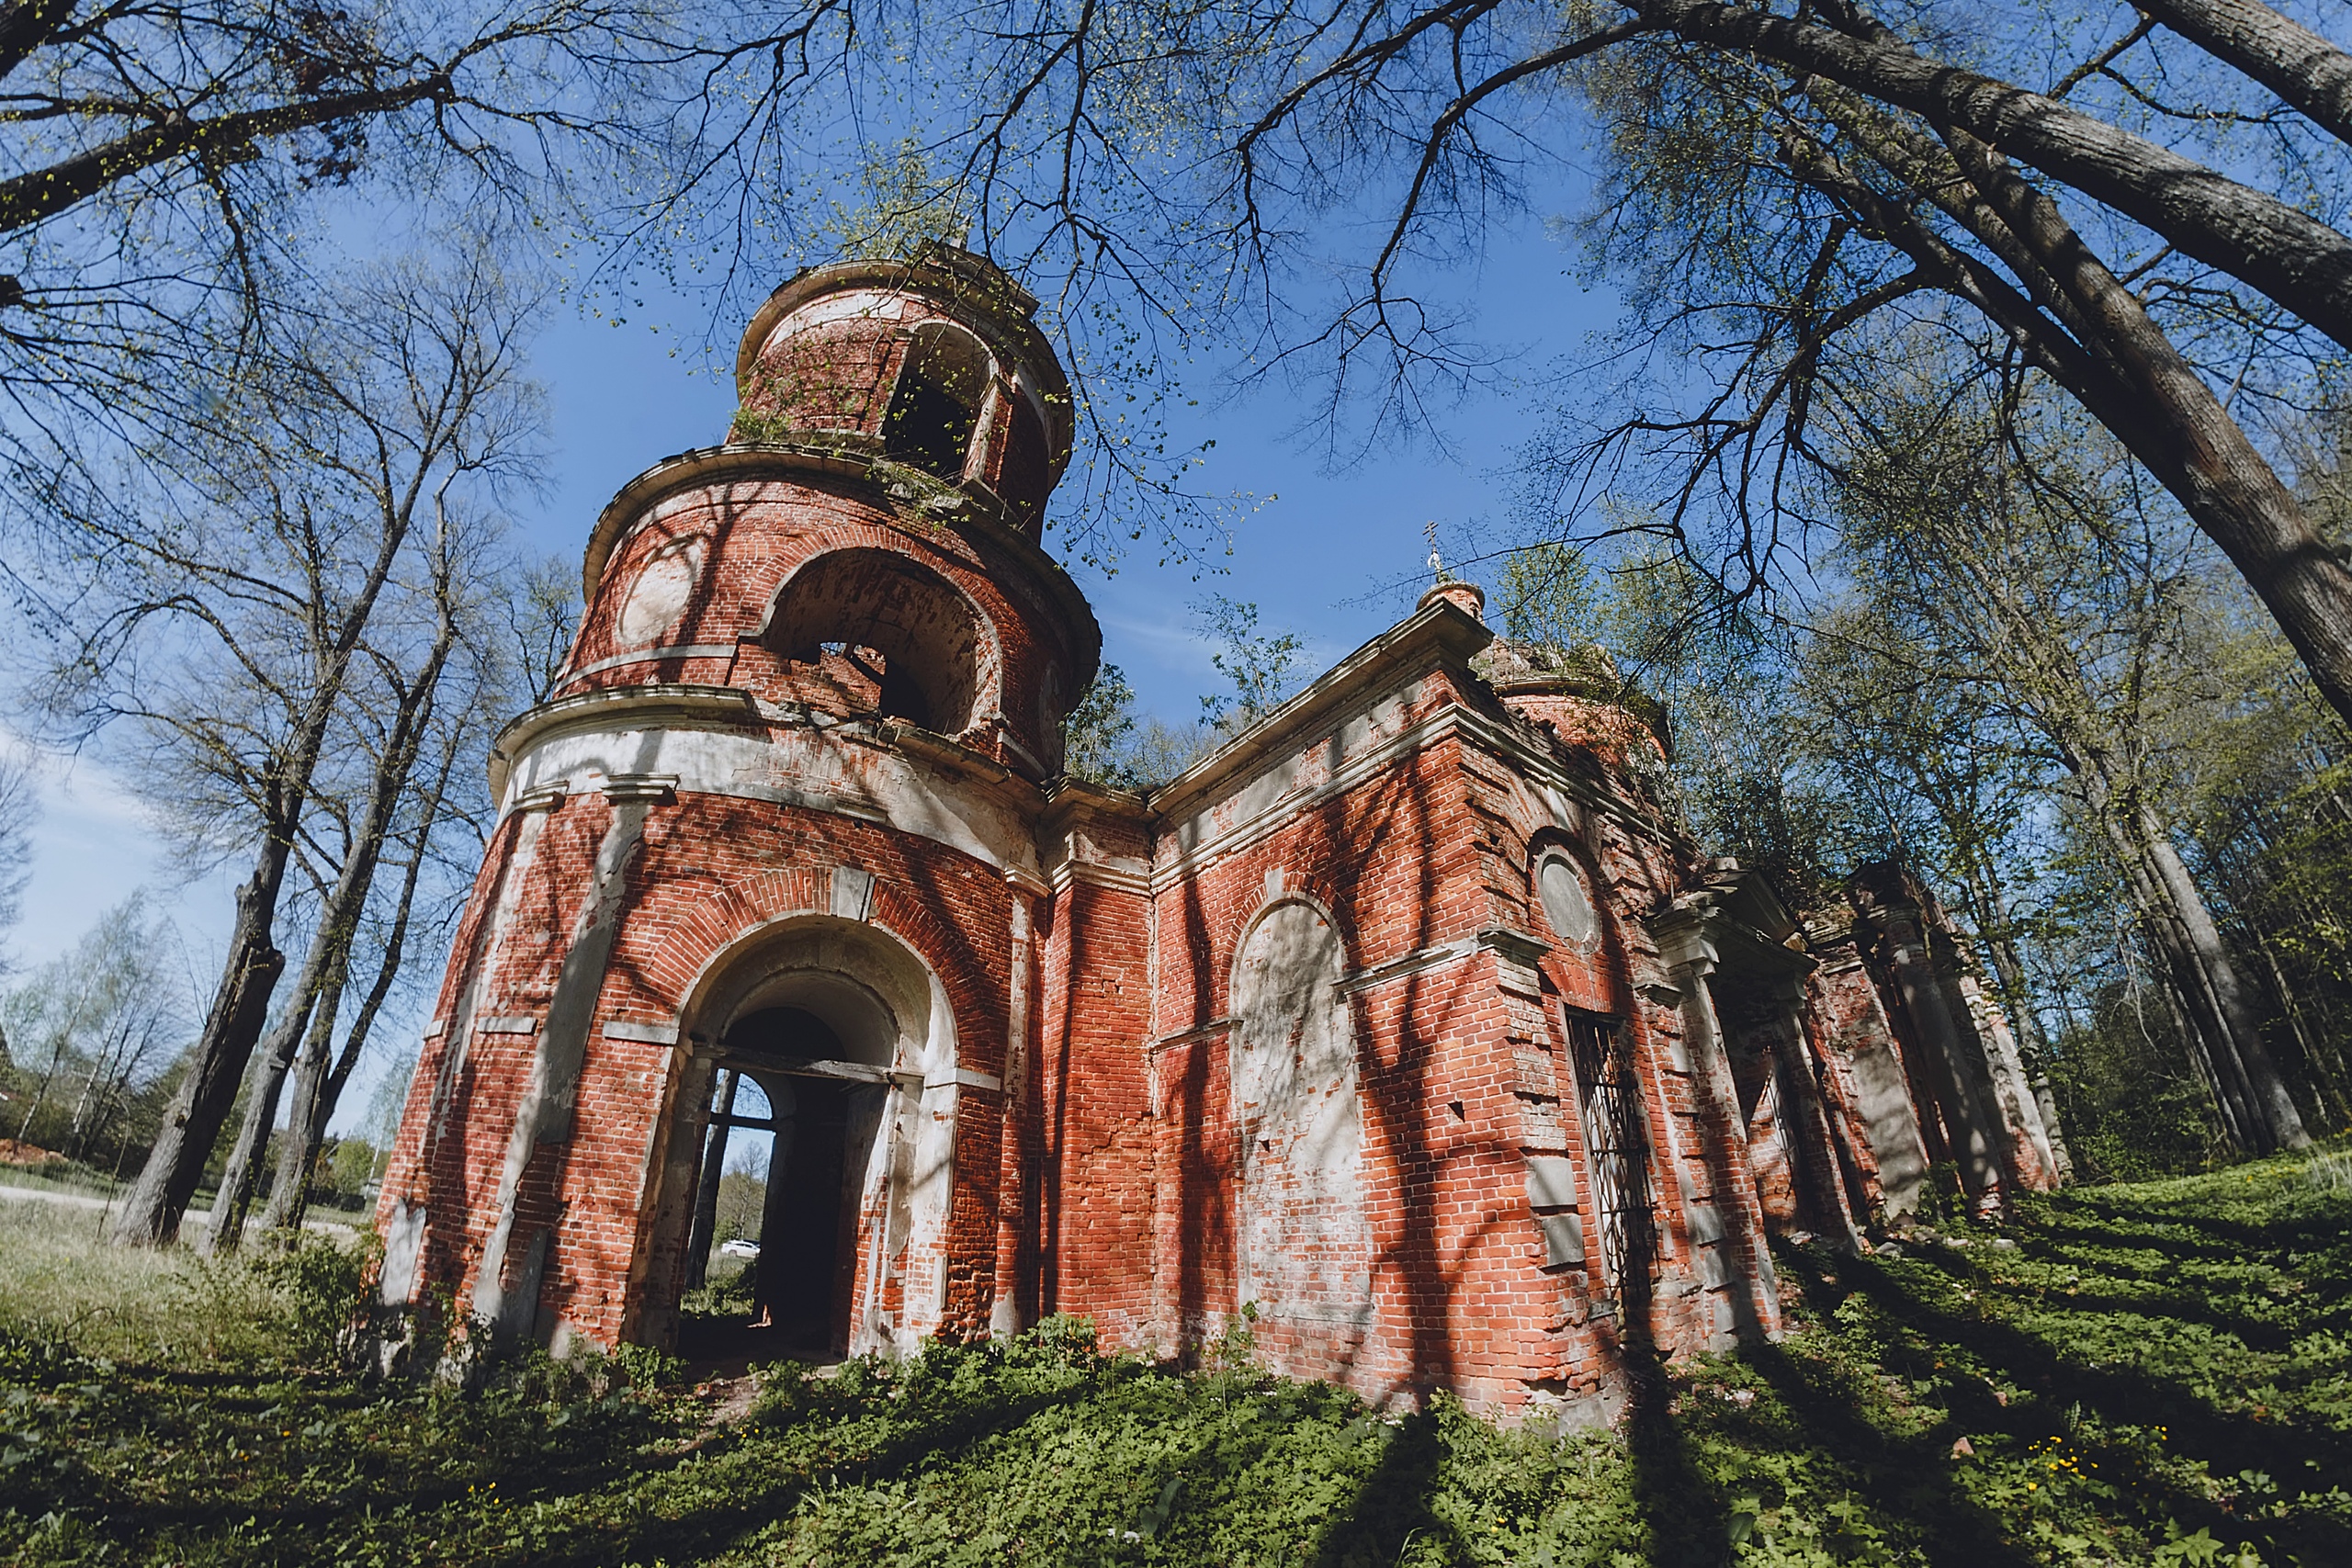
[0,1148,2347,1566]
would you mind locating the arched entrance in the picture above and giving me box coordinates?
[638,913,961,1361]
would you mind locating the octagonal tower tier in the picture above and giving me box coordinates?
[554,245,1094,783]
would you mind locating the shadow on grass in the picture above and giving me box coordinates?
[1308,1404,1453,1568]
[1737,1329,2038,1568]
[514,1371,1130,1568]
[1905,1239,2307,1355]
[1815,1242,2352,1565]
[1623,1342,1735,1568]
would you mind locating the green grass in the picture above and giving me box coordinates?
[1,1153,2348,1565]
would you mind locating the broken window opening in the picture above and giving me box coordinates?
[797,641,934,730]
[767,550,989,736]
[882,321,992,482]
[1565,1011,1656,1300]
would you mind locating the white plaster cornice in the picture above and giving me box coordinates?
[1148,600,1492,823]
[490,685,1050,879]
[488,683,761,801]
[561,642,741,686]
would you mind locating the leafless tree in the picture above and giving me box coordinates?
[16,241,542,1244]
[0,0,706,454]
[203,487,502,1251]
[693,0,2352,725]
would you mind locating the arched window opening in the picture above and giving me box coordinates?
[883,321,993,481]
[767,549,991,736]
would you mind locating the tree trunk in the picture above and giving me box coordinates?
[1644,0,2352,350]
[263,621,459,1236]
[61,1017,129,1161]
[2136,0,2352,152]
[109,881,285,1244]
[685,1069,741,1292]
[13,1027,68,1145]
[110,513,425,1244]
[1956,845,2050,1062]
[201,981,323,1256]
[0,0,77,85]
[1787,59,2352,737]
[2110,812,2265,1142]
[2138,810,2311,1148]
[272,870,413,1232]
[2063,747,2280,1150]
[2251,932,2346,1123]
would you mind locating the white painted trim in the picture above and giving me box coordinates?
[1150,1015,1237,1052]
[1330,925,1551,998]
[562,643,740,684]
[1334,935,1480,996]
[1046,855,1150,896]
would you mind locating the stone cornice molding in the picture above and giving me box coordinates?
[488,683,761,800]
[1333,925,1552,998]
[1647,897,1816,985]
[1146,689,1678,893]
[1148,599,1493,821]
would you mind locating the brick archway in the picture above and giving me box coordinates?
[630,876,979,1356]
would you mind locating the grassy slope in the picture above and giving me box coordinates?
[0,1151,2346,1567]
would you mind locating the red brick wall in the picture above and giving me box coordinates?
[379,786,1023,1349]
[1128,676,1769,1413]
[562,478,1083,776]
[1033,874,1157,1342]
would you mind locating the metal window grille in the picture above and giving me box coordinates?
[1565,1012,1656,1295]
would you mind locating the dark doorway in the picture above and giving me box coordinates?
[754,1075,852,1351]
[680,1006,883,1367]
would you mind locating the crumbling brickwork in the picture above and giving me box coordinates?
[375,246,2064,1420]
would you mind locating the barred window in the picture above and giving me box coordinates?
[1564,1011,1656,1298]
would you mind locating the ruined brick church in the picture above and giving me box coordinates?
[375,246,2069,1418]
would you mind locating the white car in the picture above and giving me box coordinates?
[718,1238,762,1258]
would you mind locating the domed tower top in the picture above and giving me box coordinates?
[547,243,1098,787]
[730,243,1075,538]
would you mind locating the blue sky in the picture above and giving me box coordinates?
[9,213,1618,1134]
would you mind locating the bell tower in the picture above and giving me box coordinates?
[565,243,1093,776]
[376,247,1099,1359]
